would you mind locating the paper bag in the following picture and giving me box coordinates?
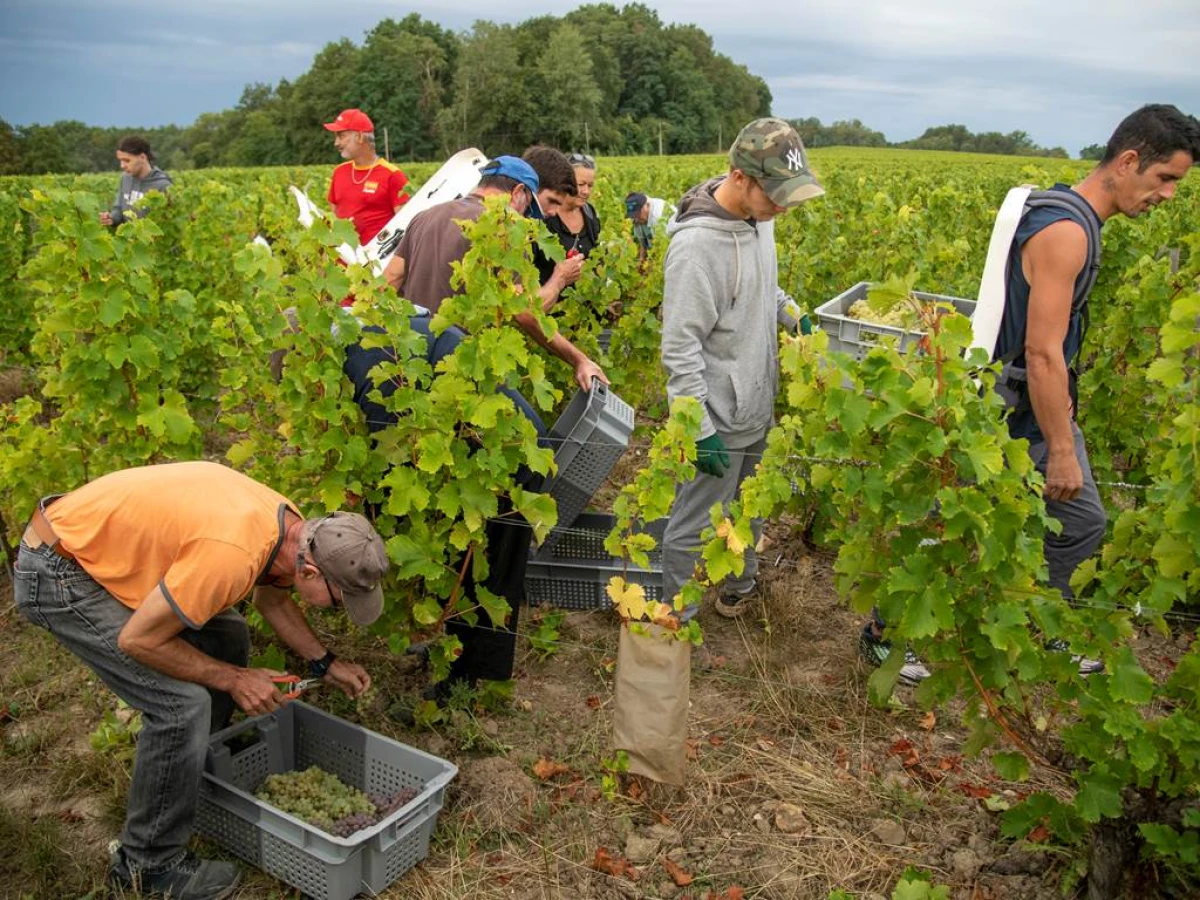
[612,622,691,785]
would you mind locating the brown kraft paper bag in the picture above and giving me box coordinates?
[612,622,690,785]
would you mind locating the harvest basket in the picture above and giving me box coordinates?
[542,379,634,544]
[195,702,456,900]
[527,512,665,610]
[815,281,977,360]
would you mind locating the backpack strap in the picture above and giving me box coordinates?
[997,190,1102,366]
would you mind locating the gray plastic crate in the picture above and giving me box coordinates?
[815,281,976,361]
[195,702,456,900]
[543,379,634,539]
[527,512,665,610]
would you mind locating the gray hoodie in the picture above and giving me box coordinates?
[110,166,173,225]
[661,176,799,448]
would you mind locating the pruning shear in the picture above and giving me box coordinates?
[271,674,324,700]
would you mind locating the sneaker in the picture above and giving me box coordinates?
[714,582,758,619]
[108,845,240,900]
[1044,638,1105,675]
[858,624,931,685]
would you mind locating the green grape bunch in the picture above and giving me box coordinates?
[255,766,421,837]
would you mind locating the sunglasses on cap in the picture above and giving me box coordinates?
[567,152,595,168]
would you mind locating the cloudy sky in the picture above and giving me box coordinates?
[2,0,1197,153]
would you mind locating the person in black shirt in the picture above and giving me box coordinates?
[546,153,601,260]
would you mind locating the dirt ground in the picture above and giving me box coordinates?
[0,505,1105,900]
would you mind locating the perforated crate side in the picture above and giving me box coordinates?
[815,282,977,361]
[526,563,664,610]
[543,383,635,538]
[533,513,665,564]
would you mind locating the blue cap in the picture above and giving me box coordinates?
[480,155,543,219]
[624,191,648,218]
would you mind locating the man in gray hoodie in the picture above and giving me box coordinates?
[100,135,173,227]
[661,117,824,619]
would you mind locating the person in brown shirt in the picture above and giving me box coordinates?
[383,153,605,391]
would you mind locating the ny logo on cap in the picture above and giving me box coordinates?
[785,147,805,172]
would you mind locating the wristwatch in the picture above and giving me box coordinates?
[308,649,336,679]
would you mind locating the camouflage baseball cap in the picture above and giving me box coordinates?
[729,117,824,207]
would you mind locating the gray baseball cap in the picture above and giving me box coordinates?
[308,512,389,626]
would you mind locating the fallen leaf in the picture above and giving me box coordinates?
[887,738,915,756]
[661,857,695,886]
[919,711,937,731]
[592,848,640,881]
[626,778,644,801]
[686,739,699,760]
[937,754,962,772]
[585,695,602,709]
[708,734,725,747]
[958,782,994,799]
[1027,824,1051,843]
[531,758,571,780]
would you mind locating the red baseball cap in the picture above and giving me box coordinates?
[324,109,374,133]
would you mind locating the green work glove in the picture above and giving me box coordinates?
[798,312,813,336]
[696,433,731,477]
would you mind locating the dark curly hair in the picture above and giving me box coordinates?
[117,135,155,163]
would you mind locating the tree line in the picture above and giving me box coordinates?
[0,5,769,175]
[0,5,1080,175]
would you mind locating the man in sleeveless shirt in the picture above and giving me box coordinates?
[860,104,1200,683]
[12,462,390,898]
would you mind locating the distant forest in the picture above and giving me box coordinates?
[0,5,1077,175]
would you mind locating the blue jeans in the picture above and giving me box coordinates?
[13,542,249,872]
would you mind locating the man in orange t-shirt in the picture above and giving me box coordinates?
[12,461,390,896]
[324,107,409,245]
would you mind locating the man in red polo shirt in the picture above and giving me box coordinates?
[324,108,410,245]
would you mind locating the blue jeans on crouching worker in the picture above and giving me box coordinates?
[12,542,249,873]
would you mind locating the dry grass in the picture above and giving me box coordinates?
[0,520,1078,900]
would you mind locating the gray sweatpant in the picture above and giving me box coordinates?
[1027,423,1107,599]
[662,435,766,611]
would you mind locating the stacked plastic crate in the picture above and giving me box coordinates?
[525,379,665,609]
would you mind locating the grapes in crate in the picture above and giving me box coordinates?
[254,766,420,837]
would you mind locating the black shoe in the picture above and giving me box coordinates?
[108,845,241,900]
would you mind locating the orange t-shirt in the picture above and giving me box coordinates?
[45,461,299,629]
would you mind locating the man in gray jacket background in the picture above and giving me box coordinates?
[660,117,824,619]
[99,135,173,226]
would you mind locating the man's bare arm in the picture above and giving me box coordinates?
[1022,219,1088,501]
[512,310,608,390]
[383,255,406,292]
[118,588,284,714]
